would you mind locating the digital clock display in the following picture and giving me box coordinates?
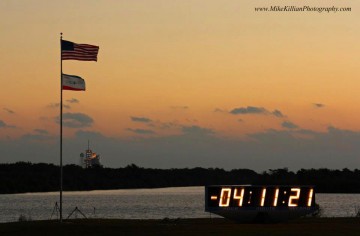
[206,185,315,208]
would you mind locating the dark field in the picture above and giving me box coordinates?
[0,218,359,236]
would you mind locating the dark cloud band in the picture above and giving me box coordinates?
[57,112,94,128]
[131,116,152,123]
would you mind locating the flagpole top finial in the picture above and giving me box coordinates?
[60,32,63,38]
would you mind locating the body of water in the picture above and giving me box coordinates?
[0,187,359,222]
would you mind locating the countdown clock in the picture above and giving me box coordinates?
[205,185,318,223]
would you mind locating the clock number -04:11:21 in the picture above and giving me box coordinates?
[218,188,313,207]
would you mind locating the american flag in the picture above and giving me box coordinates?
[61,40,99,61]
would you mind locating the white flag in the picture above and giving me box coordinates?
[62,74,86,91]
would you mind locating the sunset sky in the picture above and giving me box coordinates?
[1,0,359,171]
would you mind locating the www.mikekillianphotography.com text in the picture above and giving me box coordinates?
[255,6,351,13]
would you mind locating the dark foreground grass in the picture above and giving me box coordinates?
[0,218,359,236]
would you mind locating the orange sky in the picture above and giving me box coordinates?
[1,0,359,140]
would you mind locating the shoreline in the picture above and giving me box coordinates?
[1,218,359,236]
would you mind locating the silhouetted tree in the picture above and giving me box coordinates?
[0,162,360,194]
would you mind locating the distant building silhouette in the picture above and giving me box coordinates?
[80,141,102,168]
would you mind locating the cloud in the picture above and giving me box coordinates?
[131,116,152,123]
[3,108,15,114]
[0,120,7,128]
[2,125,360,171]
[57,113,94,128]
[76,130,106,139]
[314,103,325,108]
[214,108,227,113]
[143,120,180,130]
[281,121,298,129]
[171,106,189,110]
[230,106,267,115]
[48,103,71,109]
[181,125,214,135]
[34,129,49,135]
[0,120,16,128]
[272,109,285,118]
[127,128,155,135]
[20,133,54,142]
[230,106,285,118]
[66,98,79,104]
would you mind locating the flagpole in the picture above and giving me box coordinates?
[60,32,63,223]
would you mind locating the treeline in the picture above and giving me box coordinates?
[1,162,360,194]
